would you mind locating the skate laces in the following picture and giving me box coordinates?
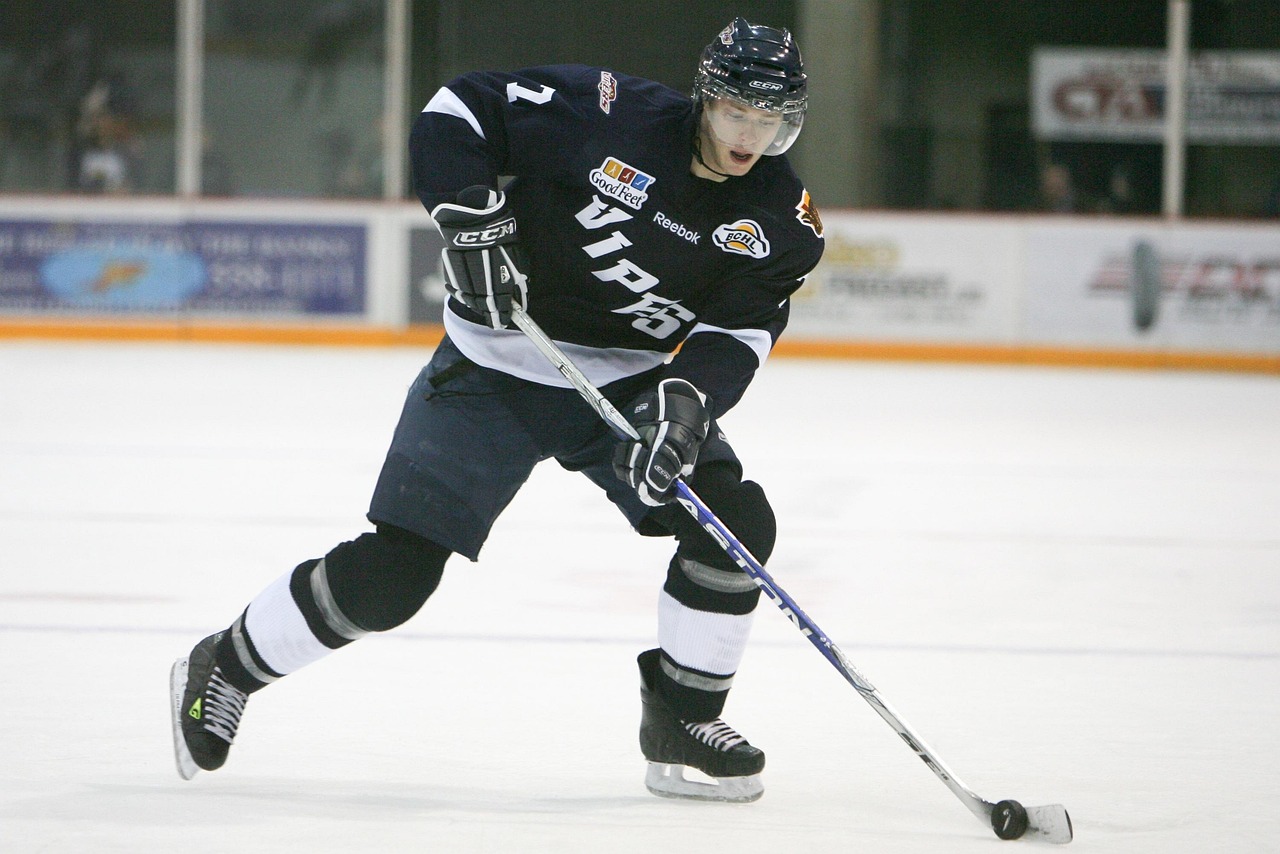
[684,719,747,752]
[201,667,248,744]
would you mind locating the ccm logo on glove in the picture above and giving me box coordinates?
[450,219,516,246]
[431,185,529,328]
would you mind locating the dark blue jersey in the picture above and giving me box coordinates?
[410,64,824,417]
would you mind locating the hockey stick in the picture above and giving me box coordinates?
[511,305,1072,843]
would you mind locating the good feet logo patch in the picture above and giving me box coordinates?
[589,157,654,210]
[712,219,770,259]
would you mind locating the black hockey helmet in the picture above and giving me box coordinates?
[693,17,807,155]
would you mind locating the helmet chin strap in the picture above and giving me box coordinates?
[691,127,737,180]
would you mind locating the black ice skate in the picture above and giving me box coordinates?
[638,649,765,803]
[170,632,249,780]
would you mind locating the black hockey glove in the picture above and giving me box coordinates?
[431,185,529,329]
[613,379,710,507]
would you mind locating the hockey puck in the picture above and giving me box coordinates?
[992,799,1029,840]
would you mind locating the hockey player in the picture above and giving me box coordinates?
[171,17,823,803]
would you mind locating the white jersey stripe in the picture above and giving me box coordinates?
[686,322,773,366]
[443,310,668,388]
[423,86,486,140]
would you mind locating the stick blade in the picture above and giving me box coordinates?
[1024,804,1073,844]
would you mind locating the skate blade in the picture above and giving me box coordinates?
[644,762,763,803]
[169,657,199,781]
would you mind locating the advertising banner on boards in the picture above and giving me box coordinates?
[1023,222,1280,352]
[0,218,366,315]
[788,215,1021,343]
[407,225,447,324]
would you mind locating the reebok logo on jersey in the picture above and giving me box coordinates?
[713,220,771,259]
[653,212,700,244]
[589,157,654,210]
[598,71,617,114]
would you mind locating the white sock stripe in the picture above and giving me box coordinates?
[657,589,755,678]
[243,570,335,676]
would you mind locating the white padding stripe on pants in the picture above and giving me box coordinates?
[657,589,755,677]
[243,570,334,676]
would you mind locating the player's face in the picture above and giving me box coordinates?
[696,98,782,177]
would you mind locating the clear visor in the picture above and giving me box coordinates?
[702,95,804,156]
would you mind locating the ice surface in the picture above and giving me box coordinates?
[2,340,1277,852]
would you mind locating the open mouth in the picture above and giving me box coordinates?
[729,150,754,165]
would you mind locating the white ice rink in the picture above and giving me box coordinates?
[2,339,1278,852]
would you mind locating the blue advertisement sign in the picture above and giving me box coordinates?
[0,219,366,315]
[408,225,447,324]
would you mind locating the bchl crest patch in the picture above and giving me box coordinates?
[795,189,823,237]
[598,71,617,114]
[713,219,771,259]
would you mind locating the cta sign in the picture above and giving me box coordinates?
[1032,47,1280,143]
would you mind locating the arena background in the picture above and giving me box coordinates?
[1,0,1277,370]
